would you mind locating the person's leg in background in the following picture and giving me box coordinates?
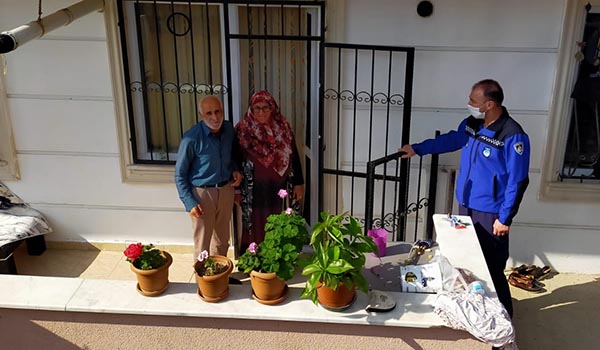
[459,206,513,318]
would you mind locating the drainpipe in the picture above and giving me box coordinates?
[0,0,105,54]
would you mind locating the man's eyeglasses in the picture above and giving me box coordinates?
[252,105,272,113]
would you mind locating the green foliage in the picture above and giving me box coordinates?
[134,245,167,270]
[300,212,378,304]
[236,210,309,281]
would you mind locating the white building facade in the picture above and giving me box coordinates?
[1,0,599,273]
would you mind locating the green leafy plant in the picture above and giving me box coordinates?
[123,243,167,270]
[236,190,309,281]
[300,212,378,304]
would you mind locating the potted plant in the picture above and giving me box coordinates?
[194,250,233,302]
[236,190,309,305]
[124,243,172,297]
[300,212,378,310]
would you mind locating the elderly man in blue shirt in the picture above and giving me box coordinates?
[175,96,242,261]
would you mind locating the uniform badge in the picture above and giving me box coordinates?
[514,142,524,155]
[482,147,491,158]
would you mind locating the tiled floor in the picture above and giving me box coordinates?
[12,244,197,282]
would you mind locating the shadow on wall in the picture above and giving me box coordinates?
[508,226,600,273]
[513,277,600,350]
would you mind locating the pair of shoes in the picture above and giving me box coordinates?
[228,277,242,285]
[512,264,554,281]
[508,272,544,292]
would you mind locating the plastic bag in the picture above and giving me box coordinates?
[430,252,469,293]
[434,291,518,349]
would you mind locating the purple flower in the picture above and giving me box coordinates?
[198,250,209,262]
[277,189,288,198]
[248,242,258,254]
[285,207,293,215]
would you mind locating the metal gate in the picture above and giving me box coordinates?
[319,43,438,241]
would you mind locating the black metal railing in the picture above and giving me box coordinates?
[364,131,440,242]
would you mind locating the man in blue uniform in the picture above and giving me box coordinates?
[399,79,530,318]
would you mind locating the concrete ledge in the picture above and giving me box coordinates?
[0,274,445,329]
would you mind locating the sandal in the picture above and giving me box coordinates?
[508,272,544,292]
[512,264,555,280]
[530,266,553,280]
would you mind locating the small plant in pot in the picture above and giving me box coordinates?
[300,212,377,310]
[194,250,233,303]
[124,243,172,297]
[236,190,309,305]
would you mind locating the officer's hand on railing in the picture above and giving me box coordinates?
[398,144,416,158]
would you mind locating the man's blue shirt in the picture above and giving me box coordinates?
[174,120,237,211]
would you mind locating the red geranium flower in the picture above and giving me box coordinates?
[124,242,143,262]
[123,242,167,270]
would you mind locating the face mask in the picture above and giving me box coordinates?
[467,103,485,118]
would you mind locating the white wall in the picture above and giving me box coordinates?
[337,0,600,273]
[0,0,190,245]
[2,0,599,273]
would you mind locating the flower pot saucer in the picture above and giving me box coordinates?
[318,293,357,312]
[136,282,169,297]
[252,285,289,305]
[197,288,228,303]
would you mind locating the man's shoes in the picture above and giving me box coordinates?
[228,277,242,285]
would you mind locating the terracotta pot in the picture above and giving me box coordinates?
[316,282,356,309]
[194,255,233,302]
[250,271,287,302]
[130,251,172,297]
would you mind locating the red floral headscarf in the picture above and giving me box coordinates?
[236,90,294,177]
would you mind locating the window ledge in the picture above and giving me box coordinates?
[540,181,600,202]
[122,163,175,183]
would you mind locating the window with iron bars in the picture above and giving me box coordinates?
[119,0,225,163]
[118,0,314,165]
[562,9,600,183]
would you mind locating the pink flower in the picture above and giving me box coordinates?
[198,250,209,262]
[248,242,258,254]
[285,207,293,215]
[277,189,288,198]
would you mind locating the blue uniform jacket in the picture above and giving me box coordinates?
[412,107,530,226]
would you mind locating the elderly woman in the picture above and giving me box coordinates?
[235,90,304,250]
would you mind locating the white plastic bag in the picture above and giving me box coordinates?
[431,253,469,293]
[434,291,518,349]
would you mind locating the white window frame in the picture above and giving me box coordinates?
[0,55,20,181]
[541,0,600,201]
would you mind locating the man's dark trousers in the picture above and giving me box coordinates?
[459,206,513,318]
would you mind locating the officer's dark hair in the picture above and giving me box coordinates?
[473,79,504,105]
